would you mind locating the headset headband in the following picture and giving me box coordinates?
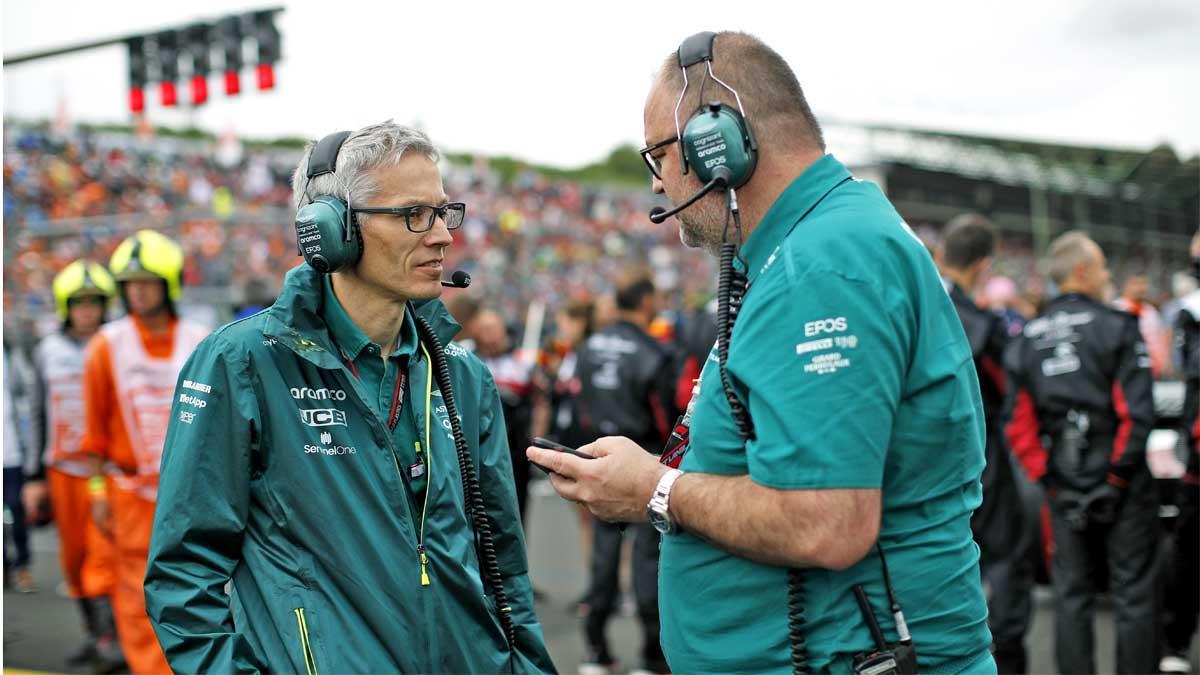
[678,31,717,68]
[307,130,352,178]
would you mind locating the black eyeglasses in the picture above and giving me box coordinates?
[639,136,679,180]
[350,202,467,233]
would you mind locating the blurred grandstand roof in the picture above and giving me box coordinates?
[827,121,1199,201]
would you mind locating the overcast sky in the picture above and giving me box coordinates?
[3,0,1198,167]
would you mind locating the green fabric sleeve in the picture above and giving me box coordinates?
[146,335,266,674]
[729,272,906,490]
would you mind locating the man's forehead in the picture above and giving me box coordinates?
[643,81,675,141]
[372,159,445,202]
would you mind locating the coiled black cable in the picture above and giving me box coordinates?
[717,193,807,673]
[786,569,810,674]
[414,314,517,651]
[716,243,755,440]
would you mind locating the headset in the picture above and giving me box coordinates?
[649,31,758,225]
[294,130,361,274]
[675,31,758,189]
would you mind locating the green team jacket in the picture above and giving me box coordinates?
[145,264,556,674]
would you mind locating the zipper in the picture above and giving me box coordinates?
[293,607,318,675]
[338,341,437,590]
[414,344,435,587]
[416,440,431,586]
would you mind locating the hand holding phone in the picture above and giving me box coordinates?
[529,437,594,474]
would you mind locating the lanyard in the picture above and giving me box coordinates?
[341,349,407,431]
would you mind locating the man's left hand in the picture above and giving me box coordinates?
[527,436,669,522]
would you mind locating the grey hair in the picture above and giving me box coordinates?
[1045,230,1097,286]
[291,120,440,209]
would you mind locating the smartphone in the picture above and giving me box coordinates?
[530,437,594,473]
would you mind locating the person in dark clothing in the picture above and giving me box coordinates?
[474,308,539,522]
[940,214,1037,674]
[1005,231,1158,675]
[672,301,717,415]
[1160,235,1200,674]
[574,274,677,675]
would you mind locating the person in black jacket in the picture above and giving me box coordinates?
[1160,233,1200,674]
[574,273,677,675]
[1005,231,1157,674]
[940,215,1037,674]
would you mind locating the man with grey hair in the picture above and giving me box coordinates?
[1006,230,1157,674]
[146,121,556,673]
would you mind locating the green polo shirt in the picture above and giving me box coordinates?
[659,155,994,674]
[322,277,427,498]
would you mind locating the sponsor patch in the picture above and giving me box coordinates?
[802,351,852,375]
[178,393,208,409]
[299,408,348,427]
[804,317,848,337]
[178,410,196,424]
[290,387,347,401]
[182,379,212,394]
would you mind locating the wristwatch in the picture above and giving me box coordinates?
[647,469,685,535]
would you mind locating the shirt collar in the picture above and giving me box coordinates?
[321,276,418,361]
[739,154,852,284]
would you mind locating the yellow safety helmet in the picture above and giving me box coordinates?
[52,260,116,322]
[109,230,185,303]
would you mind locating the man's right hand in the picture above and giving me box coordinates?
[91,495,112,536]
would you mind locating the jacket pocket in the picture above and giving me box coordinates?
[292,606,320,675]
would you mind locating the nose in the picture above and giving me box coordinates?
[424,215,454,248]
[651,174,664,195]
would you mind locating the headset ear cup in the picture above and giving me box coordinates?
[682,103,757,189]
[295,196,356,273]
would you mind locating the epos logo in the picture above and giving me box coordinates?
[804,317,847,337]
[299,408,347,427]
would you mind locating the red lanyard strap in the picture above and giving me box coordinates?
[342,349,407,431]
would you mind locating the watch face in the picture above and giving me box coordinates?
[648,508,670,534]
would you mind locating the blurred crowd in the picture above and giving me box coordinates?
[3,122,715,345]
[3,120,1198,673]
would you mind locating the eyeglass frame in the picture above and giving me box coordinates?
[349,202,467,233]
[638,135,679,180]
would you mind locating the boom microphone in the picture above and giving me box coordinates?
[441,270,472,288]
[647,167,731,224]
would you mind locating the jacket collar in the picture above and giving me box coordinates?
[262,264,462,369]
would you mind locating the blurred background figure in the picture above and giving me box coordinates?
[474,307,541,522]
[4,340,35,594]
[24,260,126,672]
[939,214,1037,674]
[80,231,209,675]
[573,273,677,675]
[1114,274,1171,377]
[1006,232,1158,675]
[1160,231,1200,674]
